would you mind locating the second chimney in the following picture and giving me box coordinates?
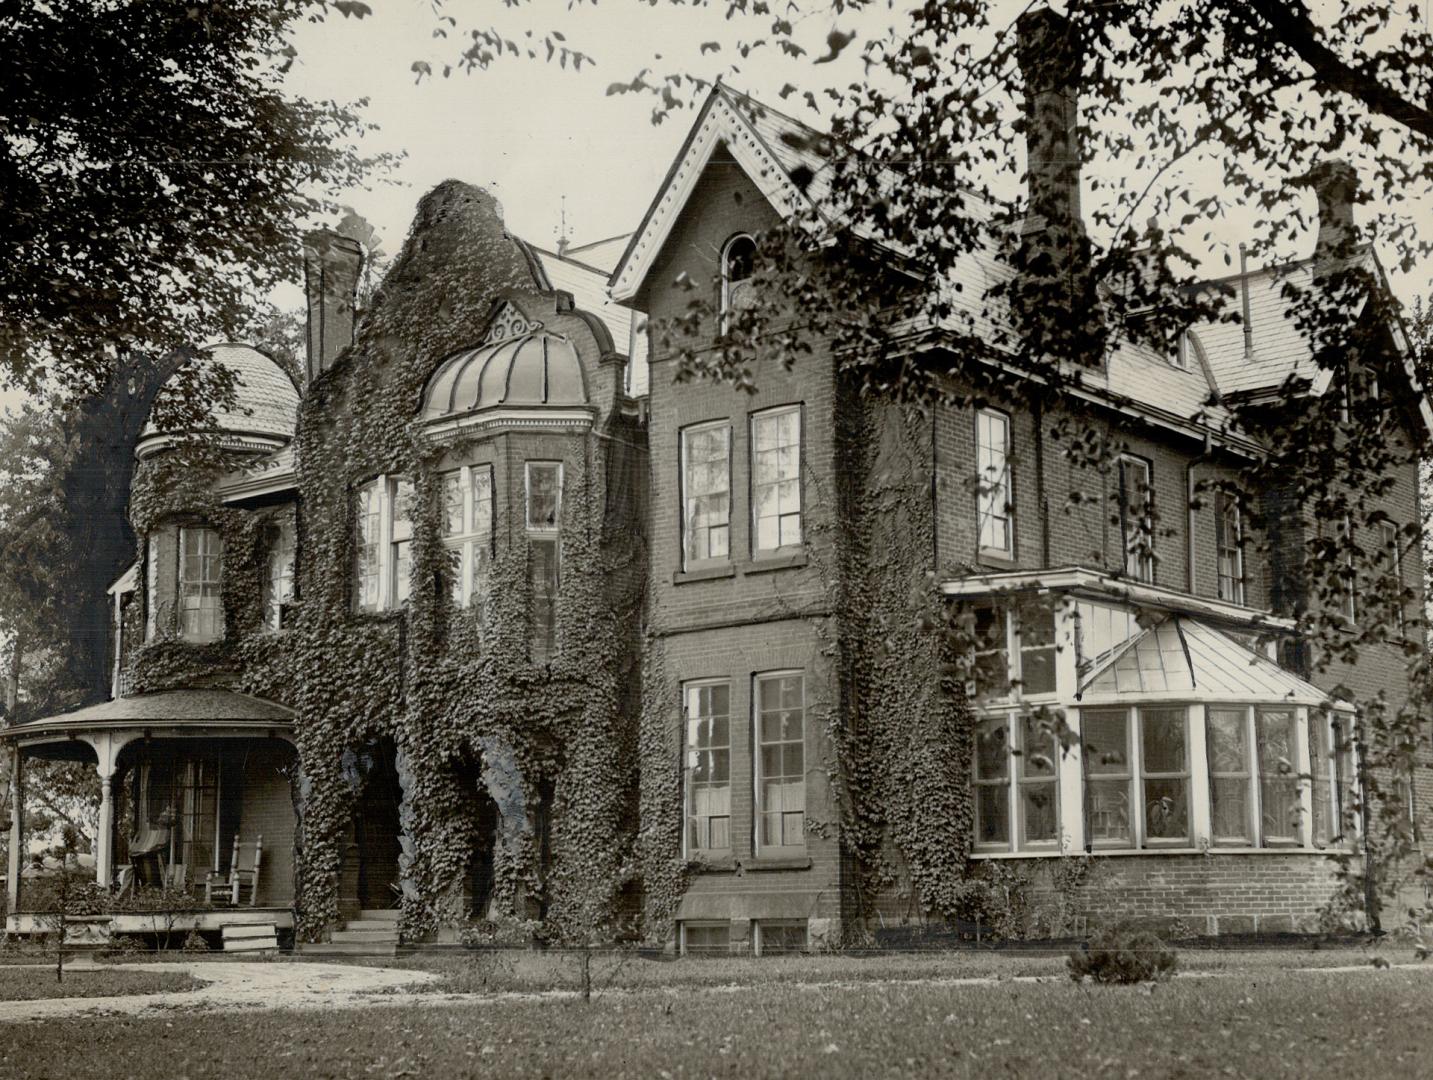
[303,229,364,384]
[1017,6,1082,231]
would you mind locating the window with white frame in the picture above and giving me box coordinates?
[1117,455,1154,582]
[973,711,1059,851]
[754,672,805,851]
[751,406,802,554]
[966,601,1057,703]
[1080,706,1190,848]
[755,920,809,956]
[720,233,756,329]
[681,921,730,957]
[1311,711,1358,848]
[1337,514,1356,623]
[680,422,731,567]
[1207,706,1300,846]
[683,682,731,854]
[442,464,494,613]
[262,516,296,631]
[353,476,412,612]
[178,526,224,643]
[1215,491,1244,604]
[976,409,1013,556]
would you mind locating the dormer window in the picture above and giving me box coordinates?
[720,233,756,329]
[353,475,413,613]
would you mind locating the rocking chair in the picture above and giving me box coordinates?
[205,835,263,907]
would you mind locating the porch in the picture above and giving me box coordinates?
[4,689,297,934]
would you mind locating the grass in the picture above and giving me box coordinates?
[1,965,1430,1078]
[356,942,1423,996]
[0,967,203,1002]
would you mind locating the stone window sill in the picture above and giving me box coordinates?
[688,855,737,873]
[745,855,811,871]
[743,551,808,576]
[673,564,737,585]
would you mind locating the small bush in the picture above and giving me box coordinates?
[99,934,149,960]
[1068,928,1177,984]
[181,930,210,953]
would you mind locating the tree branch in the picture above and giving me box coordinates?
[1244,0,1433,142]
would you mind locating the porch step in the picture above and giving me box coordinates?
[331,928,399,943]
[297,940,397,958]
[344,919,399,932]
[357,909,400,922]
[221,922,279,953]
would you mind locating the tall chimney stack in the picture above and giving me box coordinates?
[1013,7,1104,366]
[1017,6,1082,230]
[1304,159,1360,263]
[303,229,364,384]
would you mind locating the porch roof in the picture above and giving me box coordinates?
[1,689,294,742]
[1077,616,1350,710]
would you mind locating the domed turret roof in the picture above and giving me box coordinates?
[421,303,588,421]
[137,343,300,459]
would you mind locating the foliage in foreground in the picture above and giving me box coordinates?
[2,967,1430,1079]
[0,967,200,1003]
[1068,928,1178,985]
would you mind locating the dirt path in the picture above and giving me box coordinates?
[0,959,439,1023]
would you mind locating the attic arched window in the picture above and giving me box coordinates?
[720,233,757,330]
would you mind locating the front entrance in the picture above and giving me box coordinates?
[353,740,403,910]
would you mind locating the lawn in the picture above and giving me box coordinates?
[0,967,203,1002]
[363,942,1420,996]
[1,965,1429,1078]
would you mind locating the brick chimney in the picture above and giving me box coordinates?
[1304,159,1360,263]
[303,229,364,384]
[1012,7,1104,366]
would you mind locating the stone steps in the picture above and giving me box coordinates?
[221,922,279,953]
[296,940,397,958]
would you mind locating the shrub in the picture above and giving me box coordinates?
[181,930,210,953]
[99,934,148,960]
[1067,928,1177,984]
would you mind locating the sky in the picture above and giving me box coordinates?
[274,0,1432,307]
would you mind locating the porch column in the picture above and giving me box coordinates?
[5,744,22,916]
[95,770,114,887]
[82,731,132,889]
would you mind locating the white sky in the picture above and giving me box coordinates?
[278,0,1432,305]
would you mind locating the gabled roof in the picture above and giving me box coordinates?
[609,84,838,303]
[613,85,1427,438]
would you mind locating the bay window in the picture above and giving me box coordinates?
[974,711,1059,852]
[353,476,412,613]
[1080,706,1190,848]
[442,464,494,612]
[683,682,731,854]
[751,406,802,554]
[755,672,805,851]
[681,422,731,567]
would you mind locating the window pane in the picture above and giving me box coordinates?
[1211,778,1252,842]
[1083,710,1129,775]
[1256,709,1299,842]
[527,463,561,530]
[683,923,730,957]
[756,674,805,849]
[752,409,801,553]
[975,784,1010,845]
[975,718,1009,779]
[1143,778,1189,840]
[1021,783,1058,843]
[354,481,382,611]
[683,425,731,564]
[686,683,732,851]
[530,538,559,661]
[264,517,295,631]
[1020,714,1055,777]
[179,527,224,642]
[442,471,464,537]
[1140,709,1186,774]
[391,479,414,543]
[1087,779,1131,843]
[1208,707,1251,843]
[977,410,1012,553]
